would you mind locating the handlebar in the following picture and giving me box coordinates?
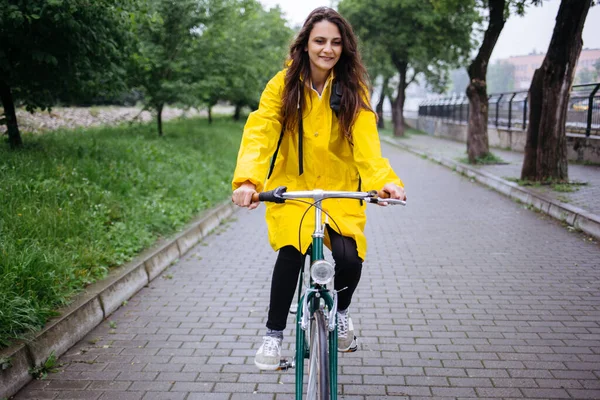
[251,186,406,206]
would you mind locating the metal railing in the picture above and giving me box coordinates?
[418,83,600,137]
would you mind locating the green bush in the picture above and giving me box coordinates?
[0,117,242,348]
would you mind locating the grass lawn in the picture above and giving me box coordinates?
[0,117,242,348]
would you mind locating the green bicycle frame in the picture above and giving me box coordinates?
[294,204,338,400]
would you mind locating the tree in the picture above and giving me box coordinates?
[521,0,593,182]
[129,0,204,135]
[465,1,544,163]
[465,0,507,163]
[339,0,478,136]
[0,0,138,148]
[374,74,393,129]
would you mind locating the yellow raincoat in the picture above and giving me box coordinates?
[232,69,403,260]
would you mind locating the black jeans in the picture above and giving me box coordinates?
[266,226,363,331]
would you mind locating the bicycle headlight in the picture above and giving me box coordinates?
[310,260,335,285]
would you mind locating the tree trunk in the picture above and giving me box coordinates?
[376,76,389,129]
[233,103,241,121]
[391,59,407,137]
[521,0,591,182]
[0,79,23,149]
[208,106,213,124]
[157,103,164,136]
[466,0,506,163]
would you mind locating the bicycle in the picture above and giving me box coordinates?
[253,186,406,400]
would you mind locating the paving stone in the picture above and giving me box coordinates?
[342,384,387,395]
[567,389,600,399]
[521,388,570,398]
[115,372,158,381]
[475,387,524,398]
[430,387,477,397]
[98,392,144,400]
[231,394,274,400]
[141,393,187,400]
[55,391,102,399]
[169,382,214,392]
[12,389,59,399]
[45,381,90,390]
[87,381,132,391]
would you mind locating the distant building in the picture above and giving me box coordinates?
[502,48,600,89]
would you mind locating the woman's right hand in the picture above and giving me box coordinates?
[232,182,259,210]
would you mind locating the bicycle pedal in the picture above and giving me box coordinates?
[278,358,295,371]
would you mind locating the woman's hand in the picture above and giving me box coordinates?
[232,182,260,210]
[377,183,406,205]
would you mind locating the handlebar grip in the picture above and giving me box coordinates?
[255,186,287,203]
[366,196,406,206]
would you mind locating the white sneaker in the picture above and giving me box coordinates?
[254,336,282,370]
[337,312,357,352]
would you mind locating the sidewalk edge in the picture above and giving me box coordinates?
[382,136,600,241]
[0,200,237,399]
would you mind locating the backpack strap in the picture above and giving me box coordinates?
[267,127,284,180]
[330,79,341,116]
[298,107,304,175]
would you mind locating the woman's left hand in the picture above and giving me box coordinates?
[377,183,406,205]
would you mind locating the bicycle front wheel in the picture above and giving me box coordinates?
[306,309,330,400]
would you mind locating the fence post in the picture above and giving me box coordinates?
[453,98,457,122]
[523,96,528,130]
[467,98,470,122]
[586,83,600,137]
[495,94,504,127]
[487,95,492,127]
[508,92,517,130]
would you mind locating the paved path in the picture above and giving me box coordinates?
[14,142,600,399]
[390,133,600,217]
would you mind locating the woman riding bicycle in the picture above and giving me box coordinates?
[231,7,406,371]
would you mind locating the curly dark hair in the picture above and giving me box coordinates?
[281,7,373,143]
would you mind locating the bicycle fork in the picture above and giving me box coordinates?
[278,289,338,400]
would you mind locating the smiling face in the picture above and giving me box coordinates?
[305,20,342,79]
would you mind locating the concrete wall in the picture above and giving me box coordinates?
[405,117,418,129]
[416,116,600,163]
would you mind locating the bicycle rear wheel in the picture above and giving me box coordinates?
[307,309,329,400]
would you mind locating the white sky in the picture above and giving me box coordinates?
[258,0,600,61]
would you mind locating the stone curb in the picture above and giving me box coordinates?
[0,201,237,399]
[382,136,600,242]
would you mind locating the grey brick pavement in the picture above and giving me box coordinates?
[391,133,600,217]
[13,142,600,399]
